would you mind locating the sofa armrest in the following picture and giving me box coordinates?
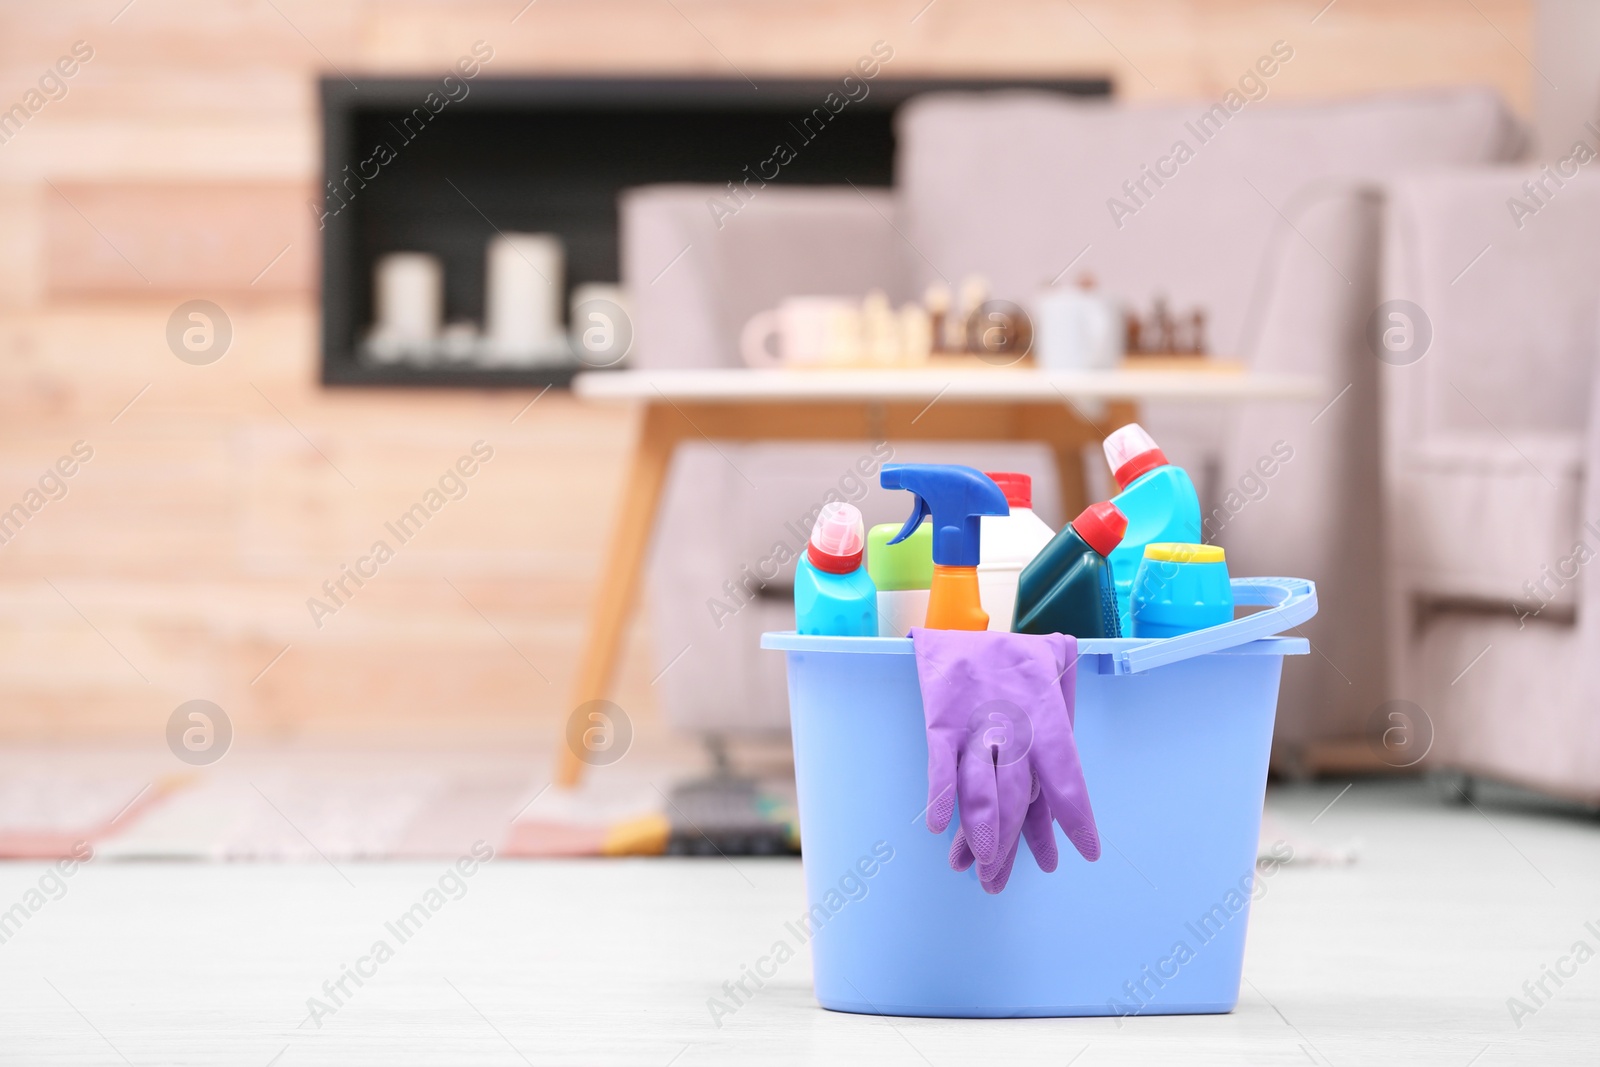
[1382,171,1600,613]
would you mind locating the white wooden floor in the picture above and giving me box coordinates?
[1,779,1596,1065]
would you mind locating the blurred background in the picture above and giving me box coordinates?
[3,0,1599,862]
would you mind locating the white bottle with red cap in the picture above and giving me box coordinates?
[1102,423,1203,633]
[976,471,1057,632]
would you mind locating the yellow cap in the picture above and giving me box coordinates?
[1143,542,1225,563]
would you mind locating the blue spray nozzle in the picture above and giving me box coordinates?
[886,494,933,547]
[880,464,1009,568]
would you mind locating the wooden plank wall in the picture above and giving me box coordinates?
[0,0,1533,743]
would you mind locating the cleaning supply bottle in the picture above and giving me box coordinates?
[880,464,1010,631]
[793,501,877,637]
[977,471,1056,633]
[867,519,933,637]
[1011,501,1127,638]
[1102,423,1203,633]
[1130,543,1234,637]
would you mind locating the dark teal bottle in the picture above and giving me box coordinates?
[1011,501,1127,638]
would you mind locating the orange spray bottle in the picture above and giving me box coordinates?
[880,464,1011,630]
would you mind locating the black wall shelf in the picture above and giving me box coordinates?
[318,74,1112,389]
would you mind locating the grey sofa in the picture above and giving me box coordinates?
[620,87,1527,762]
[1381,170,1600,804]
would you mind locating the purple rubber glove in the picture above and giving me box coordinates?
[911,628,1100,894]
[948,769,1058,893]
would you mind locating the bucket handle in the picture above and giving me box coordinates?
[1110,577,1317,676]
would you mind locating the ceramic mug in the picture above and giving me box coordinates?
[740,297,862,367]
[1032,286,1123,371]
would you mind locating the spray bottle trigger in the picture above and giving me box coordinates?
[888,495,930,547]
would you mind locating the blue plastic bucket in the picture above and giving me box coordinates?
[761,578,1315,1018]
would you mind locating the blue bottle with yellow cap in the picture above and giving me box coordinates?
[1130,542,1234,638]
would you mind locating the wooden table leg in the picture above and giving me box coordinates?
[1047,431,1090,519]
[1017,404,1093,519]
[555,403,678,788]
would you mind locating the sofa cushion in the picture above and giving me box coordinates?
[1382,171,1600,611]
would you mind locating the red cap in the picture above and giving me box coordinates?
[983,471,1031,510]
[1104,424,1170,490]
[1113,448,1168,490]
[1071,501,1127,557]
[808,540,863,574]
[806,500,866,573]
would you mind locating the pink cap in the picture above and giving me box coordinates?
[808,501,865,573]
[1103,423,1168,489]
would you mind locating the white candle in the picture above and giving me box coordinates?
[374,252,443,343]
[485,233,565,366]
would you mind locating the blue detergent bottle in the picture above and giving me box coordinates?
[794,501,878,636]
[1131,543,1235,638]
[1102,423,1203,633]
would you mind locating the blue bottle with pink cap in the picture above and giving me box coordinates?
[1103,423,1203,633]
[794,501,878,637]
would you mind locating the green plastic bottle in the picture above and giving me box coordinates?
[1011,501,1127,638]
[866,520,932,637]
